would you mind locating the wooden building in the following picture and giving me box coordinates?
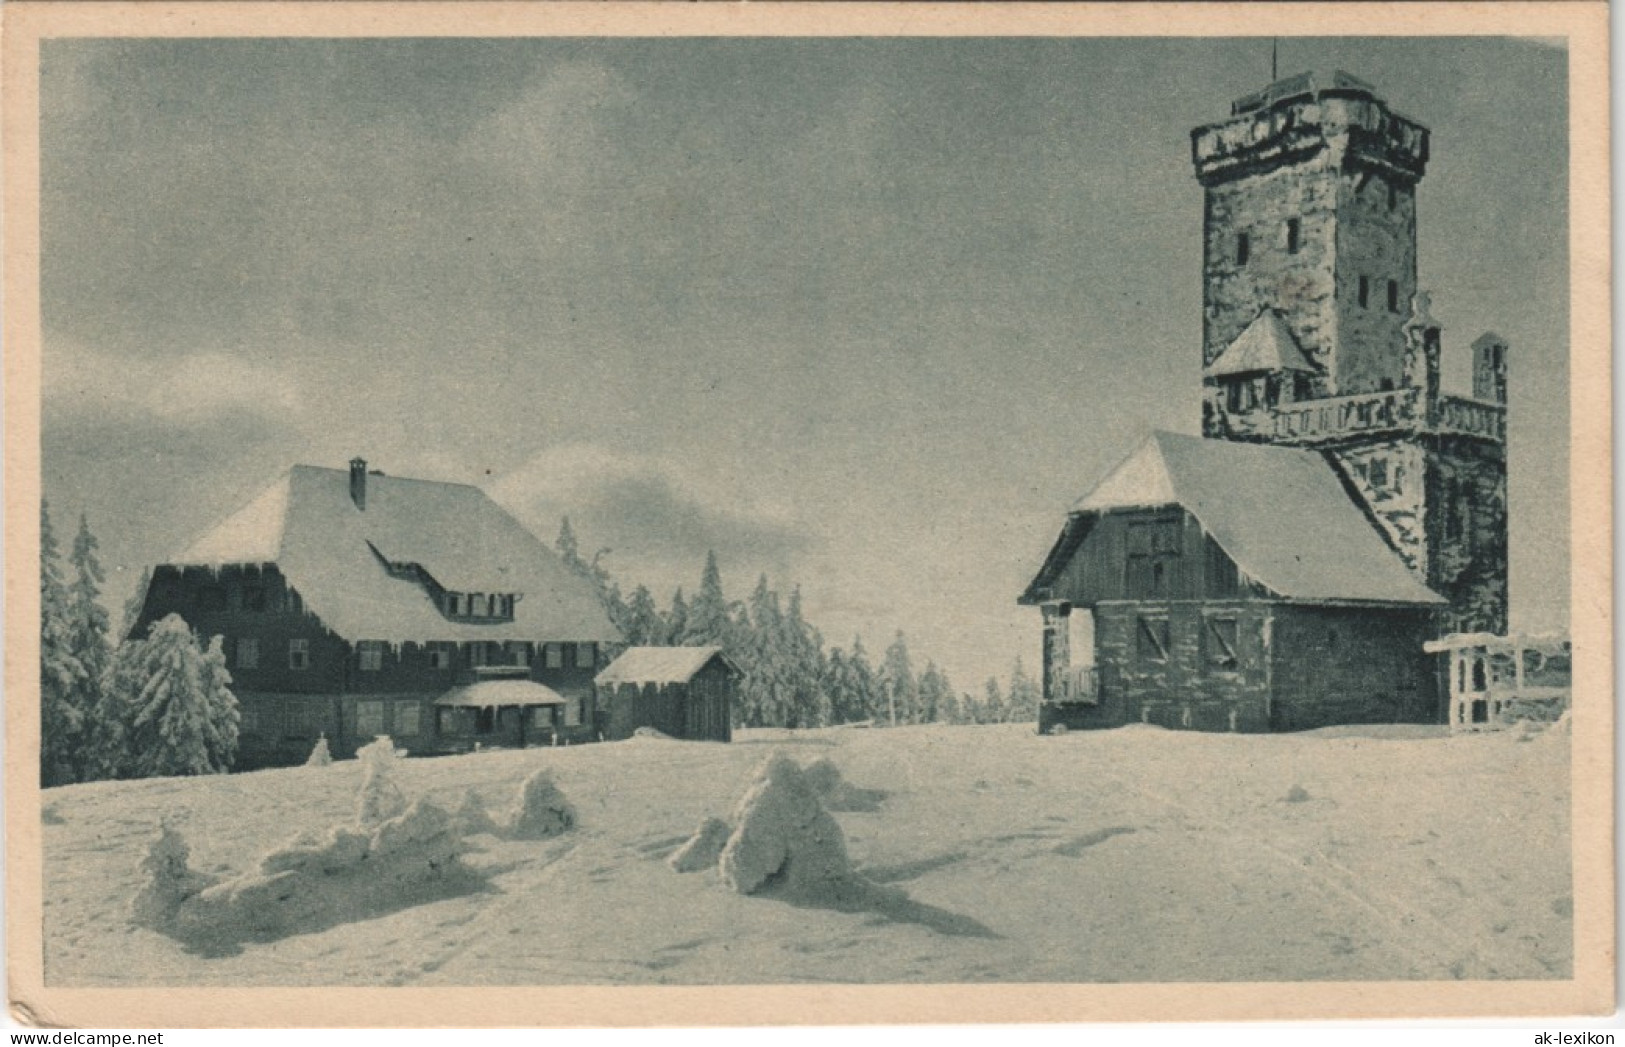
[1021,432,1446,733]
[128,458,621,767]
[1020,73,1515,734]
[594,647,739,742]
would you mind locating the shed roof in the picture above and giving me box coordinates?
[1027,431,1443,606]
[1204,310,1319,378]
[596,646,739,686]
[170,465,620,645]
[436,679,567,708]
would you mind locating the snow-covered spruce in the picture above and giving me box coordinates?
[305,734,333,767]
[356,736,408,828]
[114,615,240,780]
[452,788,500,836]
[668,816,731,873]
[506,769,576,839]
[129,820,218,929]
[719,753,857,898]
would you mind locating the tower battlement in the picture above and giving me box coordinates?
[1192,71,1430,189]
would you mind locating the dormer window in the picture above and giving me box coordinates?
[440,589,517,622]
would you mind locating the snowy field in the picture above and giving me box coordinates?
[42,722,1571,986]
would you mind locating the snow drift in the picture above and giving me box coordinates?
[131,796,477,956]
[668,816,731,873]
[506,769,576,840]
[719,754,861,899]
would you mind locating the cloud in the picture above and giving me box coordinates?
[44,339,304,429]
[489,444,815,587]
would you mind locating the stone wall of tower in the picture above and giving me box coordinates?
[1202,154,1340,391]
[1425,437,1509,633]
[1333,169,1417,394]
[1330,440,1430,572]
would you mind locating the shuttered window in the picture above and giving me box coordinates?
[1136,616,1169,663]
[1205,616,1240,672]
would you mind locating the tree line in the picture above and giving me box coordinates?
[553,519,1040,731]
[40,504,238,786]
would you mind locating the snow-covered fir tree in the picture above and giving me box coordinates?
[40,501,88,786]
[1006,656,1040,724]
[124,614,240,778]
[781,587,827,727]
[981,677,1006,725]
[69,516,126,782]
[680,551,730,648]
[622,585,664,647]
[664,588,688,648]
[880,631,917,727]
[918,661,955,725]
[199,636,241,771]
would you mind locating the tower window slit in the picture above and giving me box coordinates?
[1236,233,1249,265]
[1286,218,1300,254]
[1358,275,1370,308]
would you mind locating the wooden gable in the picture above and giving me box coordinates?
[1045,508,1255,606]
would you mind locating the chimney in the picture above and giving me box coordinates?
[349,457,368,511]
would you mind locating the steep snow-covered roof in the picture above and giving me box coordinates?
[1032,431,1443,606]
[170,465,620,644]
[1204,310,1319,378]
[596,646,740,686]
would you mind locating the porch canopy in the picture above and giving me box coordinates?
[435,678,567,709]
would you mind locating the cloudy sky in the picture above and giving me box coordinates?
[40,36,1568,691]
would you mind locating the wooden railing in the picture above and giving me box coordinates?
[1048,665,1098,706]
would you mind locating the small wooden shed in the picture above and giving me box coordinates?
[595,646,740,742]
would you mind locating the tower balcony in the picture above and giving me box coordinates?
[1208,386,1505,446]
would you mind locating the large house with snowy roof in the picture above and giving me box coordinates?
[128,458,622,766]
[1020,72,1509,733]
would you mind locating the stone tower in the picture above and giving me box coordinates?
[1191,72,1508,633]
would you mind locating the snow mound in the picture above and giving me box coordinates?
[719,753,858,899]
[356,735,407,763]
[357,758,408,829]
[133,798,477,955]
[631,726,673,740]
[129,821,218,929]
[305,735,333,767]
[1282,784,1311,804]
[507,769,576,839]
[669,816,731,873]
[452,788,500,836]
[802,757,887,812]
[1537,710,1572,743]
